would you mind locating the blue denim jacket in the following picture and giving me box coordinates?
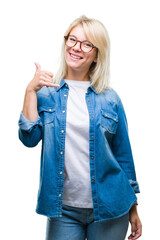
[18,79,140,223]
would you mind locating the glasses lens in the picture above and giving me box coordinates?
[81,41,93,52]
[66,36,76,47]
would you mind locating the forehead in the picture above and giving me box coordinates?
[70,24,87,41]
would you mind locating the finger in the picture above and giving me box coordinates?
[52,83,60,87]
[131,221,137,237]
[41,70,54,77]
[34,62,41,72]
[128,232,136,239]
[128,221,136,239]
[40,76,54,83]
[46,83,60,87]
[40,74,53,81]
[128,233,137,240]
[128,233,133,239]
[40,80,59,88]
[129,233,140,240]
[128,227,142,240]
[39,76,59,86]
[133,222,142,239]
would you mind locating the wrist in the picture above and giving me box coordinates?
[130,203,138,213]
[26,84,37,94]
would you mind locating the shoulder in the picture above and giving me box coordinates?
[96,88,122,117]
[100,88,121,106]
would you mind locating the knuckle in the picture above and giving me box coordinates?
[39,76,44,81]
[39,80,43,85]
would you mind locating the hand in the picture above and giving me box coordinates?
[27,62,59,92]
[128,205,142,239]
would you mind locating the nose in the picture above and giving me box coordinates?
[73,41,81,51]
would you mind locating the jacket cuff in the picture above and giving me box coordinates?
[18,111,42,132]
[129,179,140,193]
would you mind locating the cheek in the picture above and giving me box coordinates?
[64,47,71,63]
[86,53,97,65]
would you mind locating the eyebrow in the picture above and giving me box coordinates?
[69,34,90,42]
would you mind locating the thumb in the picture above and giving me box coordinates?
[131,221,137,237]
[34,62,41,72]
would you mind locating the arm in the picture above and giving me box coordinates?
[23,62,57,121]
[22,86,38,122]
[112,97,142,239]
[128,204,142,239]
[112,98,140,193]
[18,62,58,147]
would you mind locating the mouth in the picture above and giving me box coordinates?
[69,53,83,60]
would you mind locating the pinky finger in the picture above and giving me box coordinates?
[40,80,59,88]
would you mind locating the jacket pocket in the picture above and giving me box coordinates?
[101,110,118,134]
[38,106,56,125]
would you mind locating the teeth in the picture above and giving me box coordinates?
[70,54,81,59]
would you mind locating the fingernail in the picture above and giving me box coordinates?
[132,232,135,236]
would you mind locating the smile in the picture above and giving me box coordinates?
[70,53,83,60]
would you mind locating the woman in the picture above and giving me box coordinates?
[18,16,142,240]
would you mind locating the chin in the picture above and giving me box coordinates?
[66,60,82,70]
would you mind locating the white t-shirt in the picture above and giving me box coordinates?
[62,79,93,208]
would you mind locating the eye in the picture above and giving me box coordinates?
[68,36,76,43]
[83,41,92,48]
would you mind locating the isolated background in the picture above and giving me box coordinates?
[0,0,159,239]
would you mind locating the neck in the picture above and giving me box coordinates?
[65,69,90,81]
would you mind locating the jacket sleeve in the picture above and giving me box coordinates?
[112,98,140,193]
[18,111,42,147]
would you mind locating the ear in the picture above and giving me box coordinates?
[93,57,97,63]
[93,50,98,63]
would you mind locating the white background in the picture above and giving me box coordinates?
[0,0,160,239]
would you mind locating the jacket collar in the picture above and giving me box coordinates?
[56,79,98,94]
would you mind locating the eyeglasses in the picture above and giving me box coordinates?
[64,35,97,53]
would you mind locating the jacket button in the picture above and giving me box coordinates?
[91,115,94,118]
[60,171,63,175]
[91,136,94,139]
[59,194,62,197]
[49,109,52,112]
[91,157,94,160]
[94,199,97,203]
[92,177,95,181]
[61,130,64,133]
[62,110,65,113]
[60,151,63,155]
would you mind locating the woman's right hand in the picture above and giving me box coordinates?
[27,62,59,92]
[22,63,59,121]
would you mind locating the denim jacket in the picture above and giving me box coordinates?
[18,79,140,223]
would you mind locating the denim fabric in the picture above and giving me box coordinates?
[45,204,129,240]
[18,79,140,222]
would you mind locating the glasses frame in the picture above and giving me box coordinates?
[64,35,97,53]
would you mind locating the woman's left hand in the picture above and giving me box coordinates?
[128,204,142,239]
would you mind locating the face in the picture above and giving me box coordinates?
[64,24,97,77]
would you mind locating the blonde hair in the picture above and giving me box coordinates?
[54,15,110,93]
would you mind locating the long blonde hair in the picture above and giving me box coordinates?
[54,15,110,93]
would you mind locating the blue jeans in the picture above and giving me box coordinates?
[45,204,129,240]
